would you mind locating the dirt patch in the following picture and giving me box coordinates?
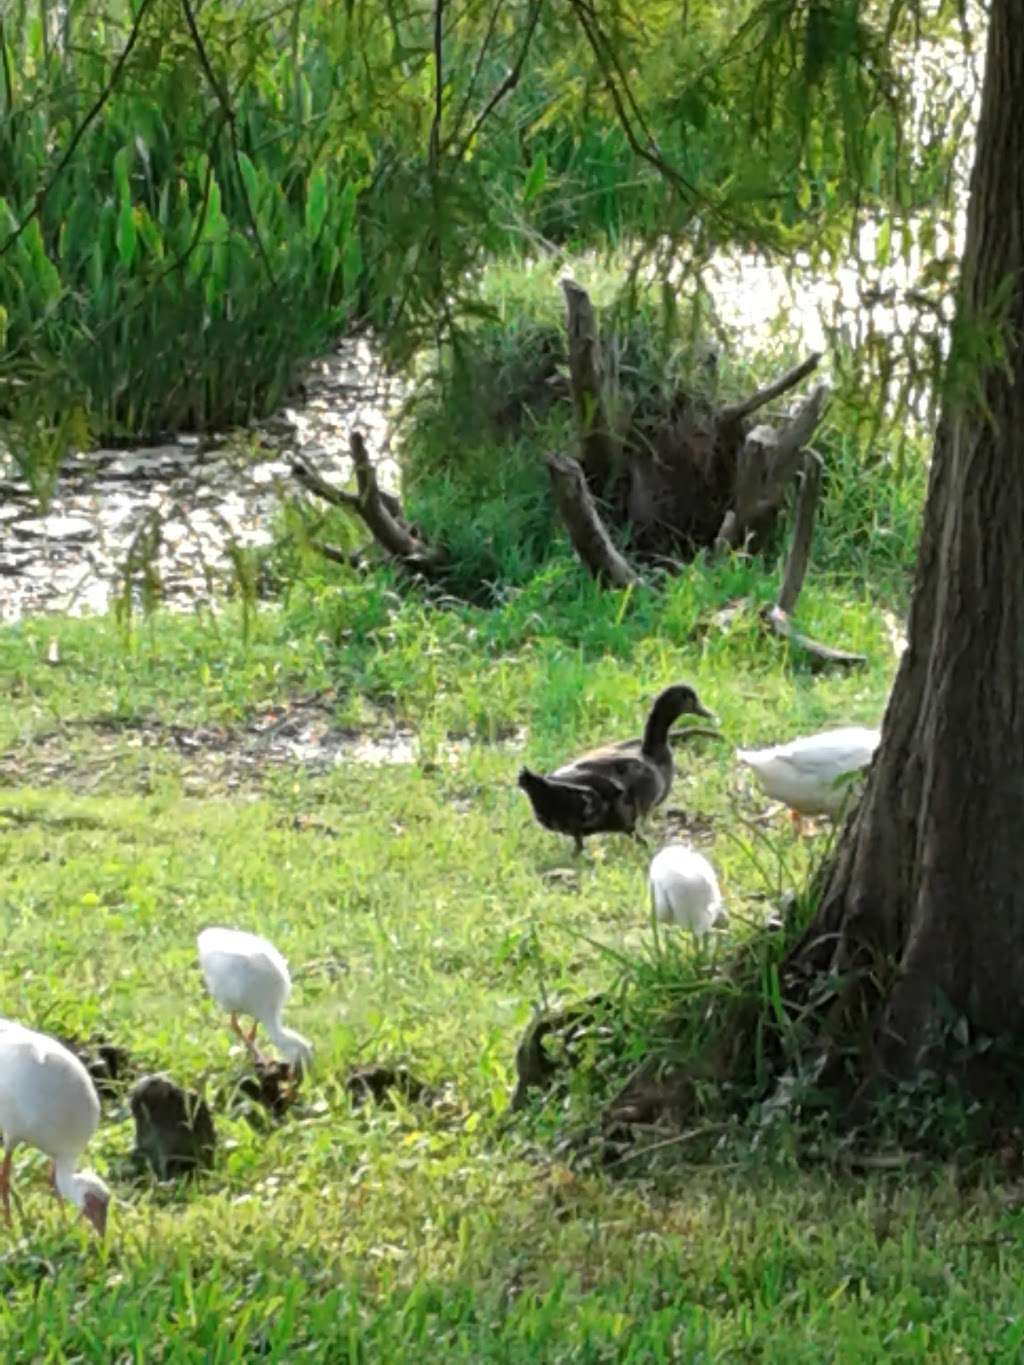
[0,695,524,794]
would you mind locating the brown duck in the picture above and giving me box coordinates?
[518,683,715,853]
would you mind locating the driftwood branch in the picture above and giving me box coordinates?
[561,278,620,490]
[544,452,638,587]
[777,448,823,614]
[292,432,447,573]
[291,459,360,509]
[308,540,364,570]
[719,352,822,424]
[716,382,829,549]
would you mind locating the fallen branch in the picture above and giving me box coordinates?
[544,452,638,587]
[561,278,620,490]
[292,433,447,574]
[308,540,364,570]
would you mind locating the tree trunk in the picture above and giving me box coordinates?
[787,0,1024,1092]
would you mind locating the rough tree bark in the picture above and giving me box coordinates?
[785,0,1024,1096]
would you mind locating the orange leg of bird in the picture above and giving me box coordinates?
[229,1011,267,1064]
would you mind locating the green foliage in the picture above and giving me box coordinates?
[1,576,1022,1357]
[0,0,972,454]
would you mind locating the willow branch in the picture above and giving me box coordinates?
[179,0,277,285]
[452,0,543,162]
[0,0,156,259]
[429,0,444,172]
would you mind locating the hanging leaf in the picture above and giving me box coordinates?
[236,152,263,216]
[116,202,137,268]
[875,218,891,267]
[113,145,133,206]
[305,165,328,239]
[522,152,548,204]
[342,232,362,293]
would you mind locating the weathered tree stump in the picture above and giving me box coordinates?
[291,281,861,666]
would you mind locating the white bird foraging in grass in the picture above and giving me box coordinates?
[737,725,881,833]
[0,1021,111,1235]
[648,844,728,938]
[197,927,313,1073]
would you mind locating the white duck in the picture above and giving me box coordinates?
[197,927,313,1073]
[737,725,880,831]
[0,1021,110,1235]
[649,844,728,937]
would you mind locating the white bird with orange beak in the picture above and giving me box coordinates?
[0,1021,110,1236]
[197,927,313,1074]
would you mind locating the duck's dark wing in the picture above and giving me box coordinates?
[555,751,668,813]
[563,738,641,768]
[519,767,634,838]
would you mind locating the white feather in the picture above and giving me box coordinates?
[197,927,313,1070]
[649,844,727,936]
[0,1023,110,1232]
[737,726,880,816]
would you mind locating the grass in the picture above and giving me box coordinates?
[7,555,1024,1359]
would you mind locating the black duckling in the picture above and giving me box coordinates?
[518,684,714,854]
[517,767,638,854]
[130,1074,216,1181]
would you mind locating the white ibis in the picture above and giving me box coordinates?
[197,927,313,1072]
[737,725,880,833]
[0,1021,110,1235]
[649,844,728,938]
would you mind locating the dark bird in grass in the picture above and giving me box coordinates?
[517,766,639,854]
[518,684,715,854]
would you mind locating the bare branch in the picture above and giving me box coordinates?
[544,452,638,587]
[293,438,447,575]
[763,605,866,671]
[716,382,829,548]
[308,540,364,570]
[719,353,823,424]
[290,459,360,509]
[451,0,544,161]
[777,448,823,615]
